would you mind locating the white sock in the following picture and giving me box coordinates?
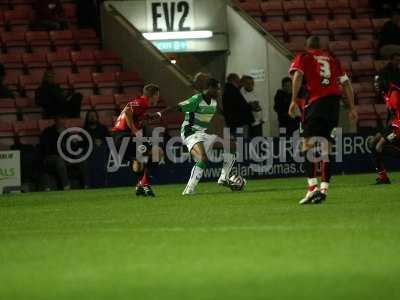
[186,165,204,190]
[308,178,318,188]
[320,182,329,194]
[220,152,236,181]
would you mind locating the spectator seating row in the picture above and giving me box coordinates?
[0,29,100,54]
[0,3,77,31]
[1,50,122,78]
[263,18,388,43]
[4,70,144,98]
[235,0,374,22]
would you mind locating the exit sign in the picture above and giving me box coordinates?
[153,40,188,52]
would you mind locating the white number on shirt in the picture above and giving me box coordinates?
[316,56,331,86]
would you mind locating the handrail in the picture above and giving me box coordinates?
[106,3,194,85]
[227,2,294,60]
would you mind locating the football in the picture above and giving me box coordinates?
[228,175,247,191]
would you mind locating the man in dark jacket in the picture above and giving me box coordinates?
[35,70,82,119]
[222,73,254,138]
[379,11,400,58]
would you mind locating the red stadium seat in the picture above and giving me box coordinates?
[13,120,40,137]
[1,31,27,54]
[114,93,138,109]
[285,41,305,53]
[19,74,41,98]
[351,40,375,61]
[53,71,70,90]
[0,121,14,150]
[116,71,144,94]
[71,50,97,73]
[372,18,390,35]
[305,20,331,44]
[284,21,307,43]
[329,20,353,41]
[262,21,286,43]
[0,53,24,77]
[94,50,123,72]
[38,119,55,131]
[0,98,17,121]
[351,60,375,82]
[355,82,377,105]
[46,51,73,74]
[62,3,77,23]
[328,41,353,64]
[357,104,378,128]
[15,97,42,120]
[4,9,32,31]
[237,1,262,19]
[306,0,330,21]
[73,29,101,50]
[50,30,75,52]
[350,0,374,19]
[350,19,375,41]
[374,60,390,73]
[65,118,84,128]
[80,97,92,115]
[68,71,95,97]
[92,72,119,95]
[0,11,5,32]
[375,104,388,121]
[90,95,116,117]
[260,1,285,22]
[328,0,352,20]
[3,73,19,94]
[26,31,51,53]
[22,52,48,78]
[284,0,308,21]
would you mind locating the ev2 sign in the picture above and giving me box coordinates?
[147,0,194,32]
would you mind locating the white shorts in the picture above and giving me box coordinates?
[182,132,218,153]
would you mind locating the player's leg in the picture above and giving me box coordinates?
[183,142,209,195]
[299,136,319,205]
[312,138,333,204]
[218,138,237,186]
[370,132,391,184]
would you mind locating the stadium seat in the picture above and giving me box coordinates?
[328,0,352,20]
[26,31,51,53]
[305,20,331,44]
[50,30,75,52]
[53,70,70,90]
[116,71,144,94]
[46,51,73,74]
[19,74,41,98]
[357,104,378,129]
[92,72,119,95]
[284,21,308,43]
[351,60,375,82]
[38,119,55,131]
[4,9,32,31]
[0,53,24,77]
[0,121,15,150]
[13,120,40,145]
[0,11,5,33]
[328,19,353,41]
[73,29,101,50]
[15,97,42,120]
[71,50,98,73]
[284,1,308,21]
[355,82,377,105]
[1,31,27,54]
[90,95,116,117]
[374,60,389,73]
[306,0,331,21]
[22,52,48,78]
[260,1,285,22]
[3,73,19,94]
[351,40,375,61]
[262,21,286,43]
[0,98,17,121]
[350,0,374,18]
[375,103,388,121]
[68,71,95,97]
[285,40,306,53]
[94,50,123,72]
[65,118,84,128]
[62,3,78,23]
[236,1,262,19]
[350,19,375,41]
[12,0,34,11]
[372,18,390,36]
[328,41,353,64]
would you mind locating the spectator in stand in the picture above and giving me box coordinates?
[35,70,82,119]
[222,73,254,138]
[0,64,14,99]
[40,117,89,191]
[274,77,300,136]
[84,109,110,148]
[193,72,210,92]
[34,0,68,30]
[240,75,264,138]
[379,11,400,59]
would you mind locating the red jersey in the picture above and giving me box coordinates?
[289,50,349,104]
[112,96,150,133]
[385,84,400,123]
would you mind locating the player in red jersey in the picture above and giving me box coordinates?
[370,83,400,184]
[288,36,358,204]
[111,84,163,197]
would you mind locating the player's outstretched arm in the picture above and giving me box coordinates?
[341,79,358,122]
[288,70,303,118]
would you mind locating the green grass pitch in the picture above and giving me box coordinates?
[1,173,400,300]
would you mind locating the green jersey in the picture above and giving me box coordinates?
[178,93,218,138]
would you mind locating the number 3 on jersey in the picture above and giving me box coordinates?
[316,56,331,86]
